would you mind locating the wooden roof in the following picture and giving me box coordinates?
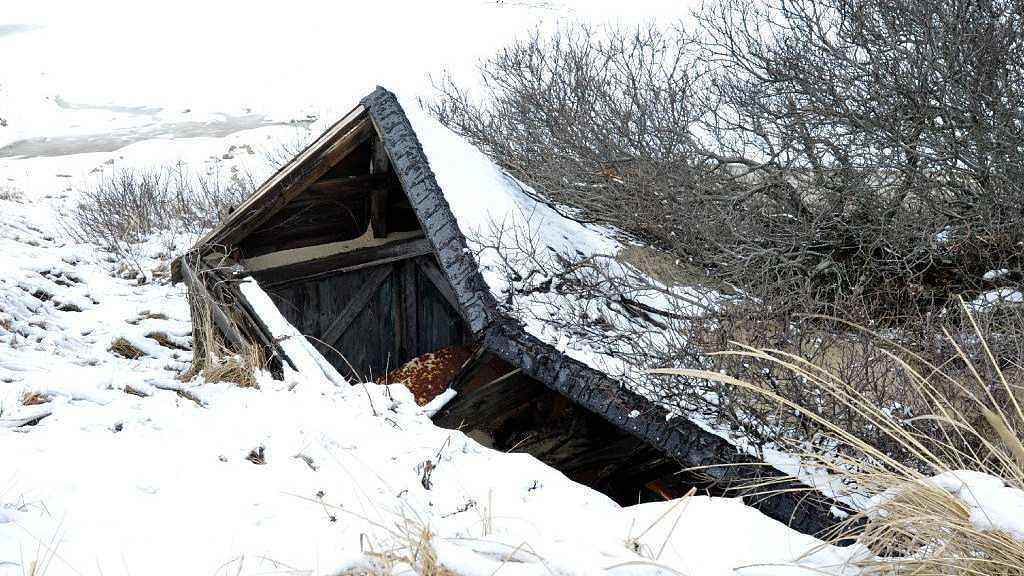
[180,87,841,535]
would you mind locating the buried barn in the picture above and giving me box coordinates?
[172,87,840,535]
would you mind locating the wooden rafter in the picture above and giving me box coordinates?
[197,105,373,250]
[369,135,391,238]
[255,237,433,288]
[416,258,462,314]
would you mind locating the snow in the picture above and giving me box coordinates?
[912,471,1024,541]
[1,3,878,574]
[238,277,348,389]
[0,168,863,574]
[983,268,1010,281]
[0,97,867,576]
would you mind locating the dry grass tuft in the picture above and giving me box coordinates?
[351,515,458,576]
[183,290,262,388]
[191,341,262,388]
[145,331,188,351]
[127,310,169,325]
[616,245,708,288]
[21,390,50,406]
[654,300,1024,575]
[109,337,145,359]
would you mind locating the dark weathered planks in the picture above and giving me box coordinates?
[415,259,465,354]
[369,136,391,238]
[320,265,393,348]
[400,260,418,358]
[307,174,387,195]
[416,258,462,315]
[333,273,399,379]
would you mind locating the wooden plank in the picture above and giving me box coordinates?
[306,174,386,195]
[319,265,393,348]
[198,106,372,249]
[369,136,390,238]
[401,260,418,358]
[231,279,299,373]
[416,257,462,314]
[369,188,388,238]
[180,258,248,352]
[256,238,433,288]
[181,257,295,375]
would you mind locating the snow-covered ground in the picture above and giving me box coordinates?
[0,143,862,576]
[1,4,870,575]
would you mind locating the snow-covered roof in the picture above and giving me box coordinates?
[183,87,840,534]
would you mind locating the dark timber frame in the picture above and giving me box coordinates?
[173,87,841,536]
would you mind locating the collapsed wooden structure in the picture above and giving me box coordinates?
[172,87,840,535]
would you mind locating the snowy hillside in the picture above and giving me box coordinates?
[1,4,865,575]
[0,139,861,576]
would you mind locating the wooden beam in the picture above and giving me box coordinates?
[180,256,296,374]
[416,257,462,314]
[371,133,391,173]
[319,265,393,348]
[369,136,390,238]
[180,258,248,352]
[255,237,433,288]
[306,174,386,195]
[401,260,418,358]
[369,188,388,238]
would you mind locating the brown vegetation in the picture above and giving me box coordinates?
[109,337,145,360]
[655,310,1024,575]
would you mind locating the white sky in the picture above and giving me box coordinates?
[1,0,699,133]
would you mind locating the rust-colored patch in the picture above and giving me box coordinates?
[380,345,473,405]
[644,479,676,501]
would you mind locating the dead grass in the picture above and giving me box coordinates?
[108,337,145,359]
[654,300,1024,575]
[616,244,709,288]
[127,310,169,325]
[341,515,459,576]
[20,390,50,406]
[183,289,262,388]
[193,342,262,388]
[145,331,188,351]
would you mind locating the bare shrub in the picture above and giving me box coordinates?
[432,6,1024,466]
[473,215,1024,466]
[430,5,1024,318]
[0,184,23,202]
[428,24,715,251]
[262,124,315,171]
[695,0,1024,318]
[67,163,254,267]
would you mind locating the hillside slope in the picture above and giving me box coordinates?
[0,122,868,576]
